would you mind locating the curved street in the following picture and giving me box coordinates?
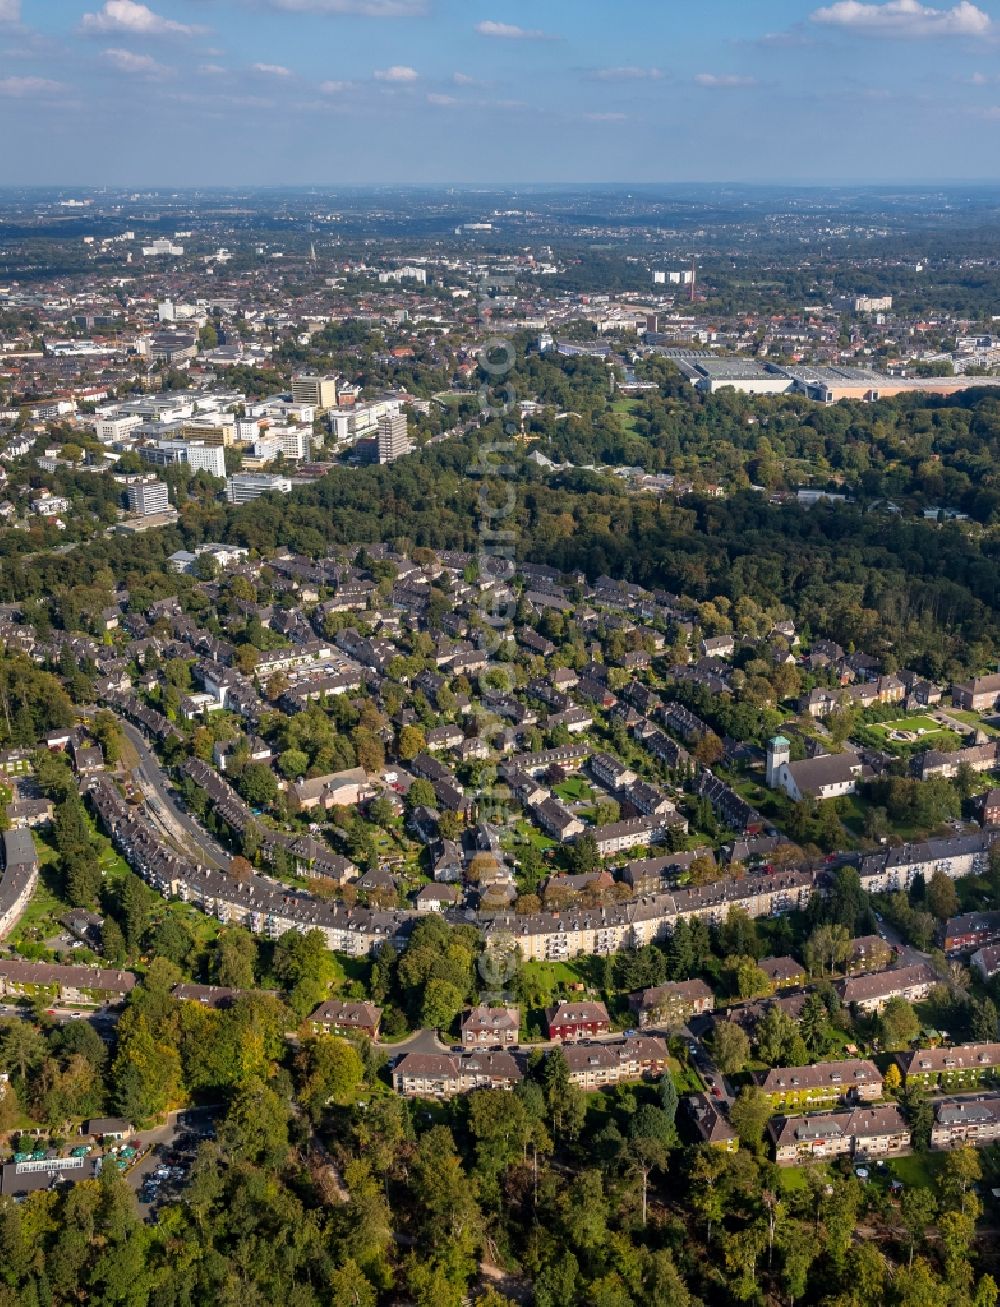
[118,719,229,870]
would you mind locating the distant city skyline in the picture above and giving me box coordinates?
[4,0,1000,184]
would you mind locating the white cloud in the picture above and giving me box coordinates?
[252,62,292,76]
[427,91,457,105]
[752,29,815,47]
[257,0,425,13]
[0,0,20,24]
[319,79,353,93]
[592,66,662,81]
[81,1,203,37]
[101,47,171,76]
[811,0,990,37]
[452,71,479,85]
[373,64,417,81]
[694,72,757,87]
[475,20,551,39]
[0,75,64,96]
[584,111,627,122]
[198,63,227,75]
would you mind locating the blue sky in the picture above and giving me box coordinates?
[2,0,999,185]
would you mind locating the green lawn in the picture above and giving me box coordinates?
[610,398,642,435]
[778,1163,823,1193]
[944,708,1000,735]
[511,820,557,853]
[866,717,962,754]
[670,1057,704,1095]
[885,1152,942,1190]
[553,777,594,803]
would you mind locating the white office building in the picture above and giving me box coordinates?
[139,440,227,479]
[124,476,169,517]
[377,412,412,465]
[226,473,292,504]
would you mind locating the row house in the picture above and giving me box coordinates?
[943,909,1000,954]
[505,743,592,776]
[898,1042,1000,1090]
[837,962,938,1013]
[919,741,1000,781]
[770,1105,909,1165]
[660,702,710,742]
[619,779,683,825]
[482,868,814,963]
[589,751,637,791]
[696,772,764,835]
[588,816,667,857]
[756,1059,883,1110]
[932,1095,1000,1149]
[281,670,365,711]
[392,1050,521,1098]
[0,828,39,940]
[0,959,135,1006]
[642,728,692,771]
[561,1035,669,1089]
[533,797,584,843]
[858,833,992,895]
[86,775,400,958]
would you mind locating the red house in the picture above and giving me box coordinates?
[545,1000,611,1042]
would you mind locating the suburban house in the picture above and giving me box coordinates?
[847,935,895,974]
[770,1105,909,1165]
[291,767,372,811]
[836,962,937,1013]
[687,1093,738,1151]
[971,944,1000,981]
[308,999,382,1039]
[756,1059,883,1109]
[545,1000,611,1042]
[981,788,1000,829]
[460,1005,520,1048]
[629,979,714,1028]
[951,672,1000,712]
[414,884,461,913]
[759,956,807,989]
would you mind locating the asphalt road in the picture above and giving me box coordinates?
[119,720,228,869]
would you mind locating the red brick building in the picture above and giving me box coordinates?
[545,999,610,1042]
